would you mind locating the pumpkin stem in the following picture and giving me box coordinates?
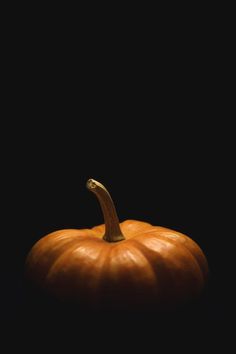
[86,179,125,242]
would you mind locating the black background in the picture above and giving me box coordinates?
[2,7,233,352]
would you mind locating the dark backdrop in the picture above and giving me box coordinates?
[2,9,233,352]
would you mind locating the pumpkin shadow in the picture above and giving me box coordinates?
[21,279,213,351]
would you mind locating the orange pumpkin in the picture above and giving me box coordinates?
[25,179,208,311]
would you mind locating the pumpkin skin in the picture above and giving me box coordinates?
[25,180,208,311]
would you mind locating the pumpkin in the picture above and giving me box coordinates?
[25,179,208,311]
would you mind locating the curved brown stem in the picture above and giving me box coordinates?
[86,179,125,242]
